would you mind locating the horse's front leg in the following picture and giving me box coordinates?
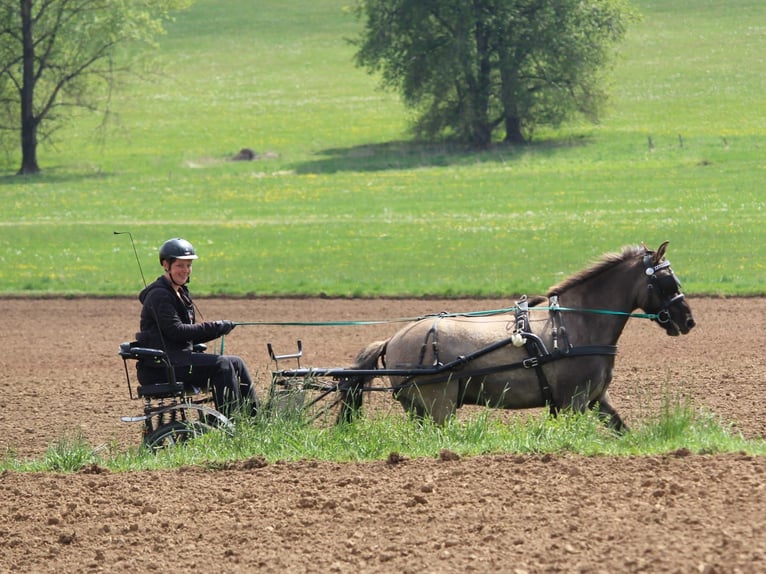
[395,379,458,425]
[415,379,459,425]
[588,390,628,433]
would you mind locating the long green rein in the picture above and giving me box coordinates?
[219,305,658,354]
[232,305,659,328]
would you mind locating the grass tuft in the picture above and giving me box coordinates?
[3,392,763,474]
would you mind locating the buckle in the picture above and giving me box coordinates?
[656,309,671,324]
[523,357,539,369]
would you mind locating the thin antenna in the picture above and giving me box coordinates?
[114,231,172,361]
[113,231,147,287]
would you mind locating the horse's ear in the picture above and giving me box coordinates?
[654,240,670,264]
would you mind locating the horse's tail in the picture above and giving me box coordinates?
[337,339,388,424]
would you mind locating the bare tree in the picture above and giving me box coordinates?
[0,0,190,175]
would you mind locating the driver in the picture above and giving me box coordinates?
[135,238,258,417]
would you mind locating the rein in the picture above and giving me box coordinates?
[233,306,659,328]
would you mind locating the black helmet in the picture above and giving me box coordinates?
[159,238,198,264]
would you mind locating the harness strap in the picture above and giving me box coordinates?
[515,300,557,414]
[418,314,445,367]
[513,295,619,415]
[524,341,556,415]
[391,345,618,393]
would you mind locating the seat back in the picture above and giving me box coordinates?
[120,341,184,397]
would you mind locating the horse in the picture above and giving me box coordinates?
[341,242,695,431]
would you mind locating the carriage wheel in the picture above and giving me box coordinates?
[143,420,212,450]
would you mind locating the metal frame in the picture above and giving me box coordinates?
[119,341,233,447]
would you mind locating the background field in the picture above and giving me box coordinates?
[1,0,764,297]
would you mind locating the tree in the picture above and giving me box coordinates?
[352,0,637,148]
[0,0,191,175]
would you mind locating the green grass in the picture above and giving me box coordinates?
[0,0,764,297]
[3,397,763,473]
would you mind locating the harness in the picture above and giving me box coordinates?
[643,254,686,325]
[512,295,616,415]
[407,298,617,412]
[408,254,686,413]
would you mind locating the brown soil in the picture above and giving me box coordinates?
[1,297,764,573]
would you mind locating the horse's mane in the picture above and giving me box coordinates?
[547,245,645,297]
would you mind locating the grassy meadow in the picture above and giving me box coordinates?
[1,0,764,297]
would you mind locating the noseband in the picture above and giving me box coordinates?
[643,255,685,324]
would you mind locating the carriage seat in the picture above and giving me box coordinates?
[119,341,207,360]
[119,341,207,398]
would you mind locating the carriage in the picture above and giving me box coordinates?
[118,341,234,449]
[119,242,695,448]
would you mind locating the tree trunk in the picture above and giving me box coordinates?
[471,123,493,149]
[469,13,493,149]
[497,48,526,145]
[504,115,525,144]
[18,115,40,175]
[17,0,40,175]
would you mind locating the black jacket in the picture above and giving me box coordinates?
[136,276,228,363]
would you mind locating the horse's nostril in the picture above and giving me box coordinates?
[687,318,696,329]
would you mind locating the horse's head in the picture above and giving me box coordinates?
[638,241,696,336]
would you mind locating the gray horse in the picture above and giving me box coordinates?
[344,242,695,431]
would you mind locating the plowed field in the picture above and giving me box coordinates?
[1,297,764,573]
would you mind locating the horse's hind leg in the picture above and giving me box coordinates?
[589,390,628,433]
[337,375,365,424]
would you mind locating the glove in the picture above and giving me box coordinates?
[216,320,236,335]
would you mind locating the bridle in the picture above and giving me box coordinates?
[643,254,685,325]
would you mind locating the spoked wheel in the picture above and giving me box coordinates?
[143,420,213,450]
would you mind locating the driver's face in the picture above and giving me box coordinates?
[166,259,193,286]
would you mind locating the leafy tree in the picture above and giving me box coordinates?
[352,0,637,147]
[0,0,191,175]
